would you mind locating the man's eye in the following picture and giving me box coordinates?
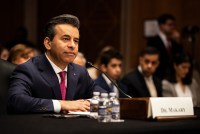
[63,38,68,41]
[74,40,79,44]
[144,60,150,64]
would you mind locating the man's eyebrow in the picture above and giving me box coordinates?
[62,34,79,39]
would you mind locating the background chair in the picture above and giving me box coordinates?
[0,59,16,114]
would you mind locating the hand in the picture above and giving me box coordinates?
[59,100,90,113]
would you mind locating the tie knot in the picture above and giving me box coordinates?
[59,71,66,81]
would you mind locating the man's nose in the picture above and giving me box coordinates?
[68,40,76,49]
[147,63,152,68]
[116,66,121,73]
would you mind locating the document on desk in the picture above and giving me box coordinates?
[68,111,97,119]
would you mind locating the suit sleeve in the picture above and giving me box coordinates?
[79,66,106,99]
[162,80,174,97]
[7,65,54,114]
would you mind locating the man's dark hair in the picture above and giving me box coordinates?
[157,14,175,25]
[139,47,160,57]
[167,52,193,85]
[44,14,80,41]
[100,49,123,67]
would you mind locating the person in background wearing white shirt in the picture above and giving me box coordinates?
[162,52,200,107]
[147,13,183,80]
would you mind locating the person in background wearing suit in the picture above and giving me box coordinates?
[147,14,183,80]
[7,14,105,114]
[95,49,128,98]
[73,52,86,67]
[121,47,162,97]
[162,52,200,107]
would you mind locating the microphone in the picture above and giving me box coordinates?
[87,61,132,98]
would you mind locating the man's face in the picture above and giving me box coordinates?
[160,20,175,36]
[139,54,159,77]
[102,58,122,80]
[44,24,79,68]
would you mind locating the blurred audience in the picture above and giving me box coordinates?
[147,14,183,80]
[162,52,200,107]
[0,45,9,60]
[73,52,86,66]
[121,47,162,97]
[87,46,114,79]
[94,49,128,98]
[7,44,36,65]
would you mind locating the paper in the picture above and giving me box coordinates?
[68,111,97,119]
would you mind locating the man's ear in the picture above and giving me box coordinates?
[139,57,143,64]
[44,37,51,50]
[100,64,107,73]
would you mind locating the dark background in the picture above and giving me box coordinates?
[0,0,200,74]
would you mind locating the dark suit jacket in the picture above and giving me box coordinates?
[147,35,183,79]
[95,75,128,98]
[7,54,104,113]
[121,68,162,97]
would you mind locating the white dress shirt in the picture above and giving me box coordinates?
[45,53,68,113]
[158,31,171,49]
[138,66,158,97]
[175,83,193,97]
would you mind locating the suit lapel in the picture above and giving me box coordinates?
[99,75,112,92]
[66,64,78,100]
[135,69,151,97]
[37,54,62,99]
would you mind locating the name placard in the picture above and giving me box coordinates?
[148,97,194,119]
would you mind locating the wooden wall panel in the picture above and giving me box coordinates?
[37,0,121,64]
[0,0,24,45]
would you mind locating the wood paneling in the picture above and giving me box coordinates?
[0,0,24,45]
[37,0,121,64]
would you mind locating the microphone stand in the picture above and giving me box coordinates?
[87,61,132,98]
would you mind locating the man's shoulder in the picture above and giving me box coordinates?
[123,69,140,79]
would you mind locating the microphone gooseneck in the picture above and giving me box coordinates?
[87,61,132,98]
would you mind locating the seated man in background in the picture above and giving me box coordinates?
[121,47,162,97]
[7,14,105,114]
[95,49,128,98]
[7,43,36,65]
[73,52,86,67]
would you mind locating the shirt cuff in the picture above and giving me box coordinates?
[52,100,61,113]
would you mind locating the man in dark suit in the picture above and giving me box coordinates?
[95,49,128,98]
[121,47,162,97]
[7,14,105,114]
[147,14,183,79]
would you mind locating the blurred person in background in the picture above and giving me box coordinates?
[147,14,183,80]
[87,46,114,80]
[73,52,86,67]
[95,49,128,98]
[7,44,35,65]
[162,52,200,107]
[121,47,162,97]
[0,44,9,60]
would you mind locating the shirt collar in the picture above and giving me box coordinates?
[138,65,152,79]
[102,74,112,86]
[158,31,169,46]
[45,53,68,74]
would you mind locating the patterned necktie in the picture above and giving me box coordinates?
[59,71,66,100]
